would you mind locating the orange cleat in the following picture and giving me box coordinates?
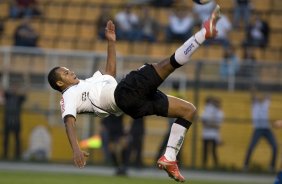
[157,155,185,182]
[203,4,221,39]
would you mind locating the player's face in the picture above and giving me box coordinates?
[57,67,79,87]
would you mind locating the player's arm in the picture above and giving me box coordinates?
[64,115,89,168]
[104,20,117,77]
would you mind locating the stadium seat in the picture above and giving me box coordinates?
[0,1,9,18]
[216,0,234,10]
[41,21,60,39]
[64,4,83,21]
[252,0,272,12]
[60,22,79,39]
[78,23,96,40]
[75,39,93,51]
[269,32,282,48]
[156,8,170,26]
[115,41,130,56]
[38,38,55,49]
[0,35,13,46]
[93,40,108,53]
[269,13,282,30]
[229,30,245,46]
[149,43,170,58]
[29,56,47,74]
[131,42,150,56]
[273,0,282,10]
[190,46,207,61]
[206,45,224,60]
[45,3,64,21]
[3,20,20,37]
[56,39,75,50]
[10,54,31,73]
[264,48,281,61]
[80,5,101,22]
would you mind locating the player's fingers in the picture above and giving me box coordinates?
[107,20,112,28]
[84,152,90,157]
[107,20,115,30]
[74,156,85,168]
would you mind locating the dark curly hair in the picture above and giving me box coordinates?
[47,66,62,92]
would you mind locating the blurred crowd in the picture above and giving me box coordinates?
[0,0,270,50]
[0,0,270,84]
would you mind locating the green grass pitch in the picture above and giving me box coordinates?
[0,170,266,184]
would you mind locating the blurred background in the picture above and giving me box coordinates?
[0,0,281,176]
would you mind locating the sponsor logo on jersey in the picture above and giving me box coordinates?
[60,97,65,113]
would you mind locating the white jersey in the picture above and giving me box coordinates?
[60,71,123,120]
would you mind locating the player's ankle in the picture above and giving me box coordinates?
[195,28,206,44]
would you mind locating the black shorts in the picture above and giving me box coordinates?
[114,64,168,119]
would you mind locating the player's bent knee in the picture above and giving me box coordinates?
[180,103,197,120]
[187,104,197,119]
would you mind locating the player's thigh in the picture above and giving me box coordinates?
[167,95,196,120]
[152,58,175,80]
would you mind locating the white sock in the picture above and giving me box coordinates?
[174,28,206,65]
[164,123,187,161]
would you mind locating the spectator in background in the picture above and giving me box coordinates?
[114,4,141,42]
[128,117,145,169]
[220,45,239,80]
[101,115,129,175]
[166,8,195,42]
[242,14,269,48]
[130,0,153,5]
[22,124,51,161]
[193,0,216,25]
[2,83,26,160]
[150,0,176,7]
[13,17,39,47]
[139,7,160,42]
[204,14,232,47]
[233,0,252,29]
[97,5,113,40]
[273,119,282,183]
[9,0,41,19]
[0,87,4,104]
[201,96,224,168]
[0,19,4,39]
[243,87,277,172]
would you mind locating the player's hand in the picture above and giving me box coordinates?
[105,20,116,42]
[73,150,90,168]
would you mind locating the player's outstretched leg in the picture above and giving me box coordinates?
[156,5,221,183]
[153,4,221,81]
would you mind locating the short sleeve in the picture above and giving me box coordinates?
[60,94,77,120]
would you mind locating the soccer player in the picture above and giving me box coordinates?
[47,5,221,182]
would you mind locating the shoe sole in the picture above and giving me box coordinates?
[210,4,221,32]
[157,162,185,182]
[204,4,221,39]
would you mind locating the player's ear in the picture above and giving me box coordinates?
[56,80,64,87]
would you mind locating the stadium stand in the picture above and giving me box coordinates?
[0,0,280,62]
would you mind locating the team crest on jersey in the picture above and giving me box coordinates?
[82,92,89,101]
[60,97,65,113]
